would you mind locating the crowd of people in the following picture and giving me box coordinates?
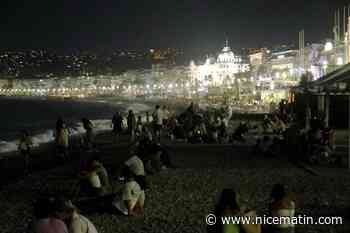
[109,102,235,145]
[253,104,336,164]
[16,100,338,233]
[25,104,179,233]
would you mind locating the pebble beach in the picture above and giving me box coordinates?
[0,132,349,233]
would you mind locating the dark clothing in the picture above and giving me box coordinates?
[112,115,123,133]
[127,114,136,133]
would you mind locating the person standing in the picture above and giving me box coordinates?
[112,112,123,143]
[127,110,136,142]
[152,105,163,143]
[18,130,33,173]
[135,116,143,139]
[81,118,94,150]
[145,111,150,124]
[56,122,70,161]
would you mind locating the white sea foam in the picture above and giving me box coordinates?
[0,101,153,155]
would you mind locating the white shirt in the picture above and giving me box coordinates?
[153,109,163,125]
[88,172,101,188]
[112,181,145,215]
[125,156,145,176]
[69,213,98,233]
[162,109,170,120]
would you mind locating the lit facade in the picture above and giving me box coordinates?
[189,41,250,87]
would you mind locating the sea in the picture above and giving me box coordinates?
[0,96,153,154]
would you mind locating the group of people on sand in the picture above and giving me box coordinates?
[209,184,296,233]
[26,104,178,233]
[114,102,235,145]
[18,99,337,175]
[76,136,175,217]
[55,117,96,160]
[17,116,96,173]
[18,100,332,233]
[252,103,336,164]
[111,104,171,144]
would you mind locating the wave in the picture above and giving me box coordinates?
[0,101,153,155]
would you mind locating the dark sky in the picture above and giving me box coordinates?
[1,0,349,51]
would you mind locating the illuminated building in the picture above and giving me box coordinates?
[189,40,250,87]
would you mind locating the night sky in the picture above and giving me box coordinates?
[1,0,350,51]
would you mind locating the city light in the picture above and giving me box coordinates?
[337,57,344,66]
[324,42,333,52]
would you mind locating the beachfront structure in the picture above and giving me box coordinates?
[291,62,350,130]
[189,41,250,87]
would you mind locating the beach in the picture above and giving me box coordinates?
[0,130,349,233]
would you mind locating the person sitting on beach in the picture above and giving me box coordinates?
[31,197,69,233]
[112,112,123,143]
[206,116,218,143]
[56,199,98,233]
[140,125,153,142]
[199,120,209,143]
[112,169,145,216]
[232,122,248,143]
[218,118,228,144]
[268,184,296,233]
[81,118,94,150]
[162,105,170,127]
[89,157,110,195]
[135,139,167,173]
[189,124,203,144]
[173,120,186,140]
[79,160,103,197]
[273,116,287,135]
[124,154,146,177]
[167,115,177,140]
[262,115,272,133]
[18,130,33,173]
[55,122,70,161]
[208,188,261,233]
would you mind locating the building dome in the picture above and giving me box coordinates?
[217,40,236,63]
